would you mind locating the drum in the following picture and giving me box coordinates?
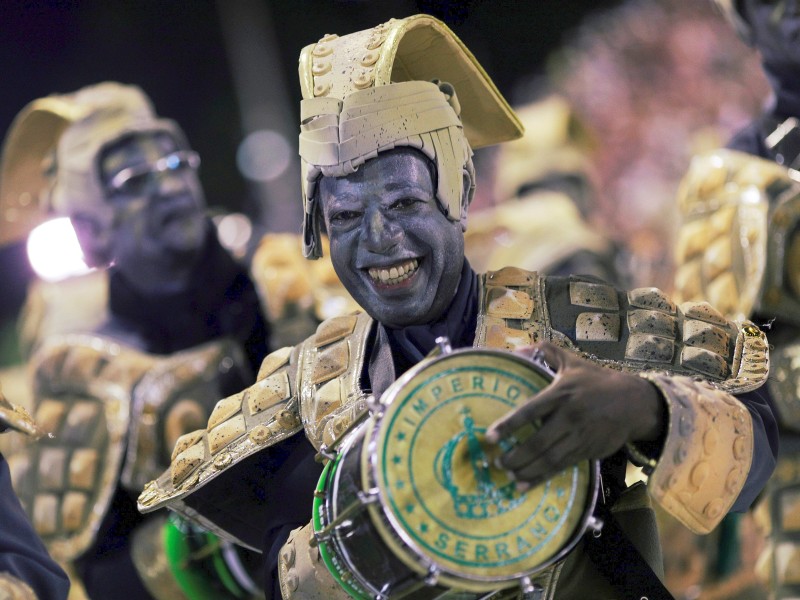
[132,513,265,600]
[313,344,599,598]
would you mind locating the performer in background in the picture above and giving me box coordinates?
[1,82,269,599]
[674,1,800,597]
[140,15,777,599]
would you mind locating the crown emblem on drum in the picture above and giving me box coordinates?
[434,406,525,519]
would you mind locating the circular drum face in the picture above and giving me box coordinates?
[368,349,594,590]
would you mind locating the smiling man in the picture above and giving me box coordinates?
[140,15,777,599]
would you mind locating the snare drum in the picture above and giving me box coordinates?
[313,346,599,598]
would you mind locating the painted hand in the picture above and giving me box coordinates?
[485,341,665,489]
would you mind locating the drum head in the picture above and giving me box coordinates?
[366,348,596,591]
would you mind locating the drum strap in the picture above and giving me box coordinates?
[584,500,675,600]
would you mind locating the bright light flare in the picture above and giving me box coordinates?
[214,212,253,258]
[26,217,92,281]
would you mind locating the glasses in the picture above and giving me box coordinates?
[106,150,200,196]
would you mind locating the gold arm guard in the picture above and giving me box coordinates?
[640,372,753,534]
[0,573,36,600]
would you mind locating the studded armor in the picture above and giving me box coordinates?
[140,268,767,554]
[6,333,250,567]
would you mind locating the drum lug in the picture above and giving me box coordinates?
[366,394,383,416]
[587,515,604,537]
[311,488,381,547]
[519,576,544,600]
[317,443,337,462]
[423,564,441,586]
[431,336,453,357]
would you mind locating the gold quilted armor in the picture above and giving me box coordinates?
[141,268,767,543]
[674,148,798,322]
[0,573,36,600]
[7,334,250,564]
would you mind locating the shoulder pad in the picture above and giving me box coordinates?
[476,269,768,393]
[298,312,373,450]
[0,392,42,438]
[674,148,796,322]
[139,344,302,515]
[121,338,252,491]
[7,333,155,561]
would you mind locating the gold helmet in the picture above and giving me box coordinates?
[297,14,523,258]
[0,81,188,246]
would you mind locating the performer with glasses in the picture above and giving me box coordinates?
[0,82,270,599]
[140,15,777,599]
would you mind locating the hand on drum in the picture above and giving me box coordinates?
[485,341,666,490]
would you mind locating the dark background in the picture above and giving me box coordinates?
[0,0,620,352]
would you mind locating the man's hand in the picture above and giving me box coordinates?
[485,341,666,489]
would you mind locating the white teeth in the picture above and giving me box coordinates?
[368,259,419,285]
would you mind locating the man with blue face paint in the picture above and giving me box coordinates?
[142,15,777,599]
[1,82,270,599]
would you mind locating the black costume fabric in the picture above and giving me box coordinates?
[104,223,270,374]
[0,453,70,599]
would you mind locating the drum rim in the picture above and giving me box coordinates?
[367,347,601,591]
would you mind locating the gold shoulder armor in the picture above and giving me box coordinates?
[674,148,796,322]
[477,268,767,534]
[7,334,154,562]
[298,312,373,451]
[477,269,768,393]
[639,373,754,534]
[138,344,302,516]
[0,387,42,439]
[0,572,36,600]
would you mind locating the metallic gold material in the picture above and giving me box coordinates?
[0,384,43,438]
[279,523,349,600]
[297,14,523,258]
[674,148,796,323]
[130,515,191,600]
[640,372,754,534]
[0,572,36,600]
[766,341,800,432]
[142,268,767,562]
[0,82,188,246]
[7,334,153,562]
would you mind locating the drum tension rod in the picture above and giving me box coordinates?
[520,576,544,600]
[310,488,381,547]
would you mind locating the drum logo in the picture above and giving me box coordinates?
[434,406,525,519]
[374,359,590,579]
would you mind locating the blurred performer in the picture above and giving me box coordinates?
[250,233,359,349]
[465,94,626,287]
[139,15,776,599]
[674,2,800,598]
[0,83,269,599]
[0,385,69,599]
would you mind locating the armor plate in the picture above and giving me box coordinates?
[674,148,799,323]
[7,334,250,562]
[141,268,767,545]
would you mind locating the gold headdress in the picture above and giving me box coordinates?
[297,14,523,258]
[0,82,186,246]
